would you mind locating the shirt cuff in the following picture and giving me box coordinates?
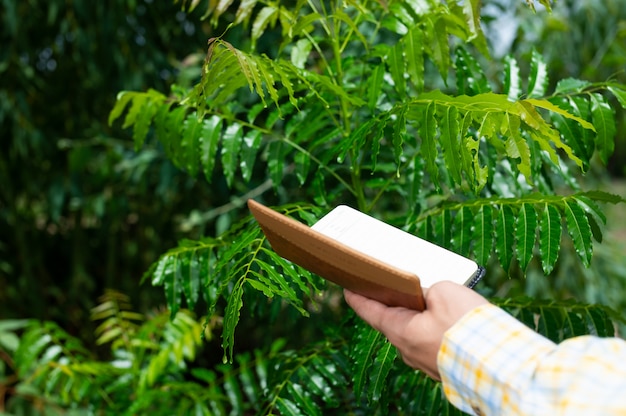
[437,303,556,415]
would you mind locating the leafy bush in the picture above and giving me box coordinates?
[4,0,626,414]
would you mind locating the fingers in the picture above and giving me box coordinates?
[343,289,390,333]
[344,289,421,338]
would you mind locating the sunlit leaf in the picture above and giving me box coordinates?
[252,6,279,47]
[554,78,591,94]
[504,55,521,101]
[222,279,245,363]
[527,49,548,98]
[607,85,626,108]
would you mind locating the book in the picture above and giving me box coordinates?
[248,199,484,311]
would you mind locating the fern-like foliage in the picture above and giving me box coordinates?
[105,0,626,414]
[414,191,624,273]
[9,291,210,414]
[146,204,325,363]
[13,320,117,408]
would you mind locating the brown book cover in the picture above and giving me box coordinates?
[248,199,425,311]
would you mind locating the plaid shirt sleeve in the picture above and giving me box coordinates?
[437,303,626,415]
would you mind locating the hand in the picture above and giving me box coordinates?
[344,281,488,380]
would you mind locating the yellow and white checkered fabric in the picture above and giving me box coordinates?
[437,303,626,415]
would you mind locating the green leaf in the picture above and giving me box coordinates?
[251,6,279,48]
[367,64,385,110]
[152,254,175,286]
[234,0,259,24]
[267,140,285,187]
[518,101,583,169]
[160,106,187,160]
[495,204,515,272]
[537,306,560,342]
[538,0,552,12]
[369,115,390,172]
[166,255,184,317]
[388,41,406,96]
[548,99,590,170]
[200,115,223,183]
[418,101,439,190]
[304,71,365,107]
[585,307,615,337]
[579,190,626,204]
[108,91,135,126]
[132,97,159,151]
[286,383,319,416]
[472,205,493,266]
[221,123,243,187]
[246,277,275,298]
[505,114,532,182]
[393,106,407,173]
[368,341,396,404]
[291,38,312,69]
[275,397,305,415]
[351,325,382,399]
[240,129,263,182]
[427,16,451,83]
[404,27,425,92]
[439,105,462,185]
[607,85,626,108]
[454,46,489,95]
[564,200,593,267]
[182,113,203,177]
[464,135,488,192]
[554,78,592,94]
[574,194,607,226]
[333,9,369,50]
[121,93,147,131]
[434,210,452,249]
[515,204,537,271]
[222,279,245,363]
[526,98,595,131]
[186,250,201,310]
[504,55,521,101]
[539,203,561,275]
[452,206,472,256]
[462,0,488,54]
[527,49,548,98]
[589,93,616,164]
[562,311,586,339]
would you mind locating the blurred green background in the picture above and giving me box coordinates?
[1,0,625,342]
